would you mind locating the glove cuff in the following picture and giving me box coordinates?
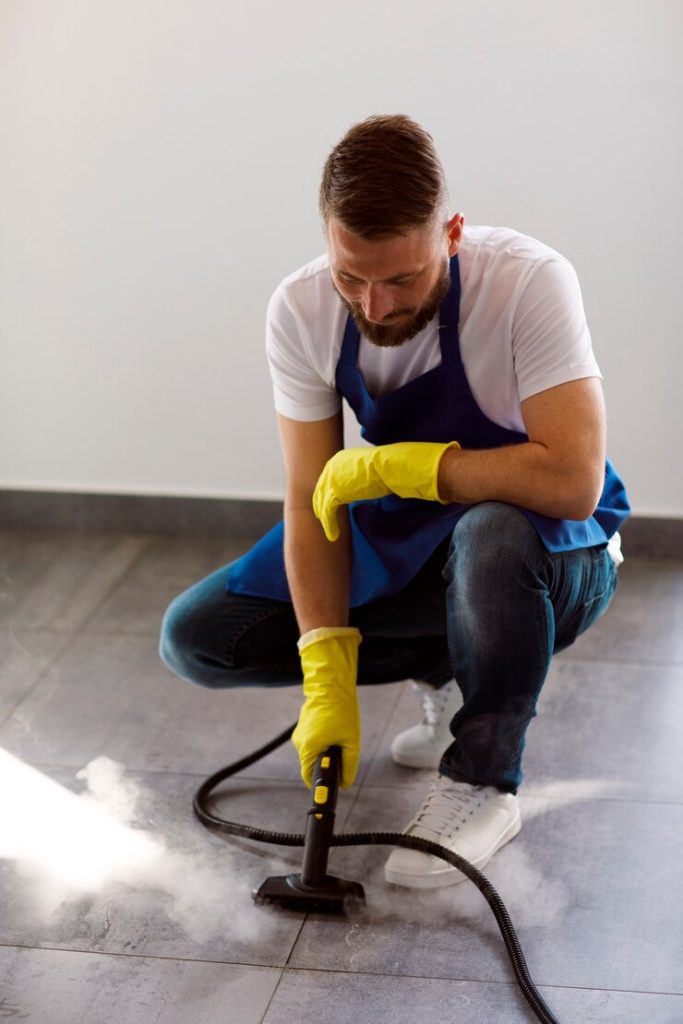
[297,626,362,653]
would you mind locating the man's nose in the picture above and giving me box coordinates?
[362,283,395,323]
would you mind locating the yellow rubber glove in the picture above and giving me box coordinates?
[291,626,362,789]
[312,440,460,542]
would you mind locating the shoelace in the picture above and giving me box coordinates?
[410,779,487,839]
[416,680,455,727]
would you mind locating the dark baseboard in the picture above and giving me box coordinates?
[0,489,681,559]
[618,515,683,561]
[0,490,283,538]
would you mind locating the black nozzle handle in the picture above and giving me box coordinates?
[299,746,341,888]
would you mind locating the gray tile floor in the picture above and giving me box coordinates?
[1,529,682,1024]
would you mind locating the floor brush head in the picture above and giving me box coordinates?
[252,872,366,913]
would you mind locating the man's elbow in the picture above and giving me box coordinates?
[562,465,605,521]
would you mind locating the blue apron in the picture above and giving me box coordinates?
[227,255,630,607]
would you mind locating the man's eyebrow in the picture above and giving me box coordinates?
[333,267,362,281]
[333,267,420,284]
[383,271,418,283]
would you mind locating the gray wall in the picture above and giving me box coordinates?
[2,1,681,516]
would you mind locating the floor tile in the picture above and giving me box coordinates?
[0,631,299,772]
[559,557,683,665]
[522,657,683,803]
[363,679,449,786]
[0,946,281,1024]
[0,629,67,725]
[85,535,252,635]
[0,631,402,781]
[264,970,539,1024]
[516,793,683,994]
[0,531,150,633]
[367,656,683,805]
[289,786,683,996]
[0,765,308,967]
[263,968,683,1024]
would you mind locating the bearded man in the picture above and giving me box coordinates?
[161,114,629,888]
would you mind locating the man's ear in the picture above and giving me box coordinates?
[446,213,465,256]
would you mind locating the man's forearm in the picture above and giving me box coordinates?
[284,502,352,634]
[437,442,603,521]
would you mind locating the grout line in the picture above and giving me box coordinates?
[0,941,285,970]
[0,631,77,730]
[65,535,158,636]
[10,758,683,809]
[555,653,683,669]
[273,963,683,997]
[3,941,683,1000]
[0,536,157,730]
[257,967,288,1023]
[344,681,409,825]
[257,916,312,1021]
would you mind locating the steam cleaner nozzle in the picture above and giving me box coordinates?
[252,746,366,913]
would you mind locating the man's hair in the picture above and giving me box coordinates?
[319,114,449,239]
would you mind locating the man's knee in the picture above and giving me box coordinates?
[159,583,300,690]
[453,502,536,544]
[445,503,544,585]
[159,590,202,683]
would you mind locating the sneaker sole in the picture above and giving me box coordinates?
[384,808,522,889]
[390,747,442,770]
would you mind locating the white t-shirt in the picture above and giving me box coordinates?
[266,225,601,433]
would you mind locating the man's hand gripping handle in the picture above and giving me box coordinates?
[292,627,362,789]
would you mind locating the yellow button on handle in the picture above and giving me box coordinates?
[320,756,331,769]
[314,785,329,805]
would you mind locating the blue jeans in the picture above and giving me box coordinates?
[160,502,618,792]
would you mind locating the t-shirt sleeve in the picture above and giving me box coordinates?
[265,285,342,422]
[512,257,602,402]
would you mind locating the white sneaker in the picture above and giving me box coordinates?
[384,775,522,889]
[390,681,464,769]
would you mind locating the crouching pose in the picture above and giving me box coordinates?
[160,114,629,888]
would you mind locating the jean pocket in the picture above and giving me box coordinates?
[553,549,618,652]
[573,562,618,641]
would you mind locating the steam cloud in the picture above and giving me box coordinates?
[1,752,621,949]
[0,751,287,945]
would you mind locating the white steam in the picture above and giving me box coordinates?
[0,752,623,947]
[0,750,283,943]
[346,777,626,931]
[346,844,569,932]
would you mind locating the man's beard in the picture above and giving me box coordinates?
[335,258,451,348]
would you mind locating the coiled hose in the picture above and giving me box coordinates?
[193,723,561,1024]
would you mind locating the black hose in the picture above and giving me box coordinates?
[193,724,561,1024]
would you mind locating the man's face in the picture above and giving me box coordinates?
[327,216,459,347]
